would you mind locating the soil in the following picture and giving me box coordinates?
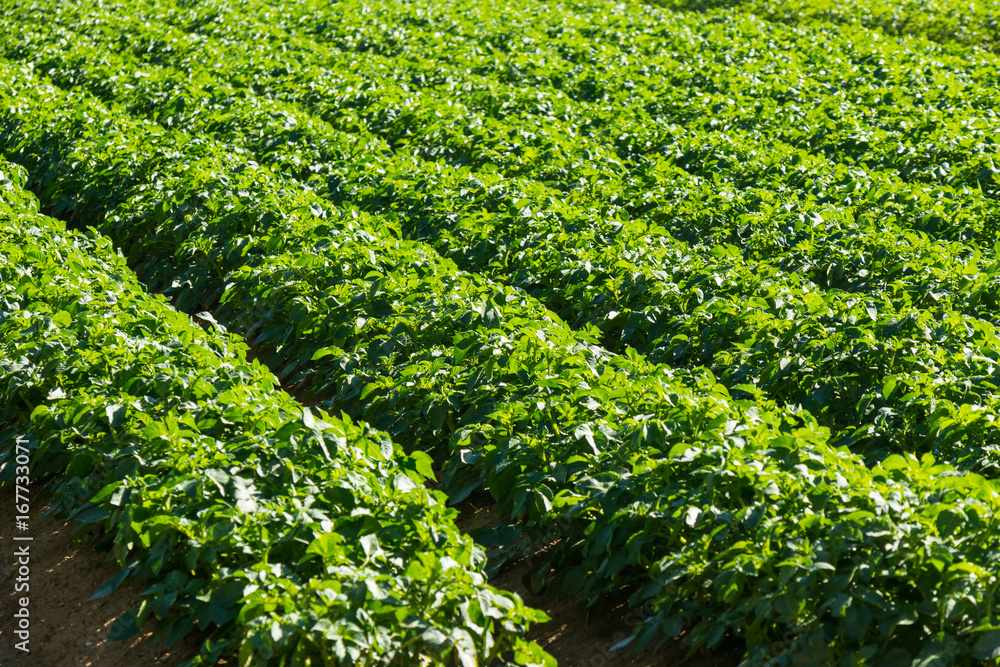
[0,483,204,666]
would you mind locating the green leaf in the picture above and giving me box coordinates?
[107,607,140,642]
[973,630,1000,660]
[306,533,344,561]
[936,508,966,538]
[422,627,450,655]
[408,450,436,481]
[105,404,126,428]
[91,569,130,600]
[51,310,73,327]
[883,376,898,400]
[302,407,317,430]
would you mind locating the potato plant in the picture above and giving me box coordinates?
[3,0,1000,664]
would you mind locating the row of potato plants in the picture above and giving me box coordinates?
[17,0,1000,267]
[25,0,1000,210]
[13,0,1000,473]
[5,49,1000,665]
[0,159,549,665]
[656,0,1000,51]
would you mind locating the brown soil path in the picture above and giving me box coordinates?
[0,483,203,666]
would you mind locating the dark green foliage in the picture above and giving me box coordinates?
[4,0,1000,664]
[0,162,550,666]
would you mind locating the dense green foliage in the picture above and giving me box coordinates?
[4,0,1000,664]
[657,0,1000,50]
[0,160,549,665]
[9,0,1000,470]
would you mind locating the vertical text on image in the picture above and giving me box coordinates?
[12,437,32,653]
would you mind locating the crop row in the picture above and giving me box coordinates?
[10,0,1000,471]
[657,0,1000,51]
[0,159,549,665]
[15,0,1000,204]
[5,35,1000,663]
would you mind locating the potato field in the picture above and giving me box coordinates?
[3,0,1000,664]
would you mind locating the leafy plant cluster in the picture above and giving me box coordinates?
[11,0,1000,470]
[656,0,1000,51]
[3,0,1000,664]
[0,160,550,665]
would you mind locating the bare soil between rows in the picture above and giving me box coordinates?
[0,483,204,666]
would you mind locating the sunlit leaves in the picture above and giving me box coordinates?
[0,168,545,665]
